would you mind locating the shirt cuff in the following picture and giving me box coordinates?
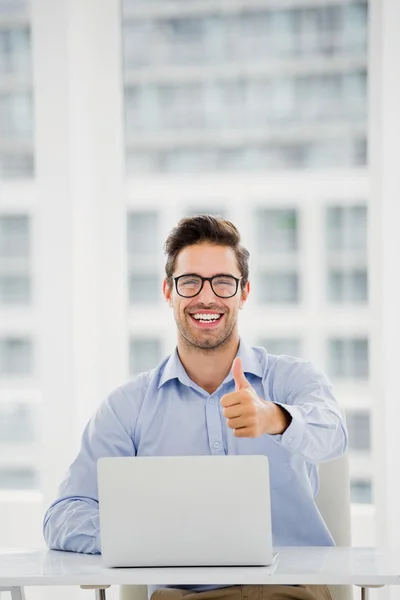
[271,403,305,452]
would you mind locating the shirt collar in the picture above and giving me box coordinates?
[158,338,263,390]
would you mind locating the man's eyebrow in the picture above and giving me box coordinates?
[178,272,237,277]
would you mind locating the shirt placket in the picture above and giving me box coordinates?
[205,391,225,455]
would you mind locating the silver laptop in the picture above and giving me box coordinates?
[97,455,273,568]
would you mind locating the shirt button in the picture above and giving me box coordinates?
[288,438,294,443]
[209,398,215,404]
[213,442,220,449]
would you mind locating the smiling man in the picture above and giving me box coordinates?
[44,215,347,600]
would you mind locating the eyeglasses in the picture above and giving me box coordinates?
[174,274,243,299]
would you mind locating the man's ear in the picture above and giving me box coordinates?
[239,281,250,310]
[163,279,173,307]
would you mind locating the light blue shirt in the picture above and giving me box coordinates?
[44,340,347,594]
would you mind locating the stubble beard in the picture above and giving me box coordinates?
[176,310,237,353]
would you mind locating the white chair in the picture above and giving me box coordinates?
[315,453,353,600]
[119,453,353,600]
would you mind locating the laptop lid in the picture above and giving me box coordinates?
[98,455,273,568]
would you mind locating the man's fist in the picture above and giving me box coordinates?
[220,357,292,438]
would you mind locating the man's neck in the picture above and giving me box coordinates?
[177,334,240,395]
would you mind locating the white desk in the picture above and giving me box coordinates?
[1,547,400,600]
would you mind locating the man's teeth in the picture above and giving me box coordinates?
[192,313,222,322]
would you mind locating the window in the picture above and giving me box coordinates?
[326,205,368,303]
[127,211,158,256]
[340,3,368,54]
[163,148,218,172]
[0,467,38,490]
[122,21,156,68]
[129,274,159,305]
[328,338,369,379]
[326,205,367,252]
[328,269,367,303]
[0,275,30,304]
[255,209,298,253]
[0,401,36,443]
[346,410,371,451]
[0,215,31,305]
[268,10,296,56]
[0,1,28,16]
[125,139,367,175]
[259,338,302,358]
[159,84,206,130]
[128,212,159,305]
[0,337,33,376]
[0,214,30,258]
[0,4,33,180]
[257,271,299,304]
[342,71,367,120]
[0,92,33,141]
[125,86,159,133]
[0,153,33,179]
[130,338,162,375]
[162,17,206,64]
[270,78,296,123]
[0,27,30,76]
[350,479,372,504]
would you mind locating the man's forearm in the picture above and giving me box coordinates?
[44,497,101,554]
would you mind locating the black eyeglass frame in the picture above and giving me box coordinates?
[173,273,243,299]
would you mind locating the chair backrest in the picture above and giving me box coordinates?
[315,453,352,600]
[315,452,352,546]
[120,453,352,600]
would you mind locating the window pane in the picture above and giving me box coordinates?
[0,467,38,490]
[328,338,369,379]
[346,410,371,451]
[0,214,30,258]
[258,272,299,304]
[0,275,30,304]
[129,274,159,304]
[0,401,36,443]
[328,269,368,303]
[326,206,367,252]
[0,92,33,141]
[0,27,30,76]
[0,337,33,376]
[350,480,372,504]
[0,153,33,179]
[126,140,366,174]
[129,338,162,375]
[123,21,156,68]
[0,1,28,16]
[127,212,158,256]
[259,338,302,358]
[256,209,298,253]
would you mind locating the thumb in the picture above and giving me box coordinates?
[232,357,251,391]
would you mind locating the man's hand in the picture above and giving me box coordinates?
[221,357,292,438]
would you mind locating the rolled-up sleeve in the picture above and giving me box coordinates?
[272,361,348,464]
[43,386,137,554]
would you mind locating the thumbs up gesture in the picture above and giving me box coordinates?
[221,357,291,438]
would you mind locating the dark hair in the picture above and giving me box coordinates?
[164,214,250,289]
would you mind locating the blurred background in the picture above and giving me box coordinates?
[1,0,397,598]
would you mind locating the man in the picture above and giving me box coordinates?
[44,214,347,600]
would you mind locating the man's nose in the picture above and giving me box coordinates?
[197,279,217,303]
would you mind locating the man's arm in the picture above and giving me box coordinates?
[272,360,348,464]
[43,386,137,554]
[222,357,347,464]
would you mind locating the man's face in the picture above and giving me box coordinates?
[163,244,250,351]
